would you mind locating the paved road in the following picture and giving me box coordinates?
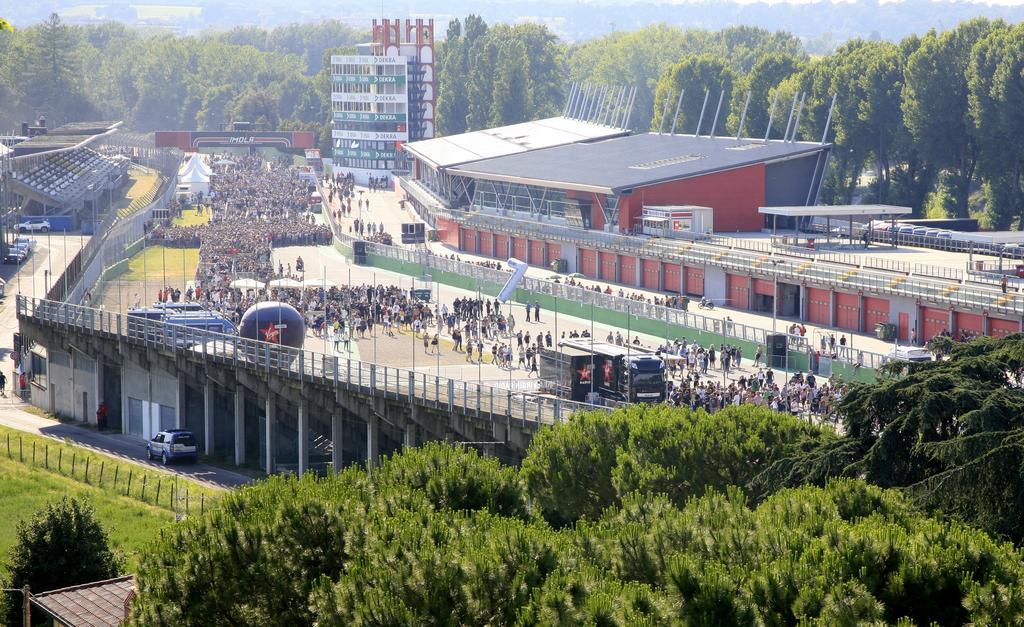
[0,399,250,489]
[0,233,251,489]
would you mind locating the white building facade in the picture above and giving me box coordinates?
[330,18,435,186]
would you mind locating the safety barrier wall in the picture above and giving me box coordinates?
[353,240,880,383]
[18,296,604,426]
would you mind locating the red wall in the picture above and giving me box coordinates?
[618,163,767,233]
[989,317,1020,339]
[529,240,546,266]
[726,273,749,310]
[806,288,830,326]
[461,228,478,253]
[580,249,598,277]
[954,311,984,338]
[619,255,638,286]
[920,306,950,341]
[512,237,528,261]
[641,259,660,290]
[663,263,682,293]
[835,292,860,331]
[437,217,459,247]
[480,232,493,257]
[494,234,508,258]
[863,297,890,332]
[752,279,774,297]
[686,267,704,296]
[598,252,617,281]
[546,243,562,264]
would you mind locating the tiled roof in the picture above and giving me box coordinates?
[32,576,135,627]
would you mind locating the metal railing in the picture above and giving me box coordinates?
[358,241,896,370]
[18,296,604,427]
[413,203,1024,316]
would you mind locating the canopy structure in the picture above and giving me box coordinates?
[758,205,912,218]
[268,278,303,289]
[179,152,213,177]
[302,278,337,289]
[230,278,264,289]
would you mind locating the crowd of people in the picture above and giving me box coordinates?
[145,157,331,314]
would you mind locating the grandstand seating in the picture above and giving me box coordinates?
[12,148,125,205]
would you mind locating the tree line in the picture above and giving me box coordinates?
[5,336,1024,623]
[4,14,1024,225]
[123,382,1024,625]
[0,14,363,152]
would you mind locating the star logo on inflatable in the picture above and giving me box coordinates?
[261,322,281,343]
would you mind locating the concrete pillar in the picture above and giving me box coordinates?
[203,383,214,457]
[94,359,103,427]
[265,396,276,474]
[234,385,245,466]
[331,413,343,471]
[403,423,416,448]
[120,365,128,436]
[799,285,808,322]
[297,402,308,476]
[366,413,379,469]
[829,290,837,328]
[175,377,185,429]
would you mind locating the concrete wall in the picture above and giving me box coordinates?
[47,349,100,423]
[122,362,179,440]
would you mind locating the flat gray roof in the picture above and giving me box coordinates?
[760,204,912,217]
[448,133,830,194]
[403,116,628,170]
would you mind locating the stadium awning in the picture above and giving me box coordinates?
[758,205,912,218]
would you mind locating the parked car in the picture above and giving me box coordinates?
[888,346,933,363]
[146,429,198,464]
[3,244,30,264]
[16,219,50,233]
[14,235,36,251]
[935,230,953,239]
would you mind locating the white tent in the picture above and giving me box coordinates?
[178,166,210,196]
[178,152,213,178]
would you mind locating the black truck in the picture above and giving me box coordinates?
[539,339,667,403]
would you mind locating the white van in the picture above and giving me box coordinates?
[889,346,933,363]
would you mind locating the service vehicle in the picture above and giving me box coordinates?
[146,429,198,464]
[539,340,667,403]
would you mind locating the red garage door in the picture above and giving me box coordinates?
[954,311,984,340]
[479,232,493,257]
[835,292,860,331]
[988,317,1020,339]
[512,237,528,261]
[494,234,508,258]
[806,288,830,326]
[580,249,598,278]
[686,267,704,296]
[663,263,682,293]
[546,243,562,265]
[599,252,617,282]
[642,259,661,290]
[920,306,950,341]
[461,228,478,253]
[619,255,638,286]
[753,279,774,296]
[863,297,890,332]
[726,274,749,310]
[529,240,546,266]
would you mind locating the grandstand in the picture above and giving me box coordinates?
[10,147,128,213]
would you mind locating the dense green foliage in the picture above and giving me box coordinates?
[520,404,831,527]
[759,334,1024,544]
[436,16,565,135]
[0,14,362,151]
[132,408,1024,625]
[2,497,122,626]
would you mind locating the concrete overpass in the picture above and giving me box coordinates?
[16,297,589,472]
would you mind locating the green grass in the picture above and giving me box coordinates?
[0,425,224,576]
[0,455,172,577]
[122,246,199,281]
[172,207,210,228]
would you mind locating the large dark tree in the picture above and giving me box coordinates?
[2,497,122,626]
